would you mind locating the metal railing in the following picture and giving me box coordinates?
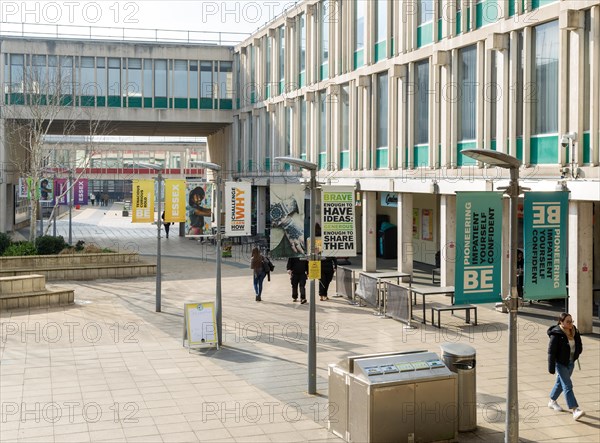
[0,21,249,46]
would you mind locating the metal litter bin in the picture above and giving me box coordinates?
[440,343,476,432]
[329,350,458,443]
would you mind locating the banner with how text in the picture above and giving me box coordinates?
[164,179,186,222]
[523,192,568,300]
[455,192,503,305]
[132,179,154,223]
[225,181,251,236]
[321,186,357,257]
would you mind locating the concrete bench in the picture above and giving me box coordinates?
[0,274,75,310]
[431,304,477,328]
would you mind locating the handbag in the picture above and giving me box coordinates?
[267,257,275,272]
[262,258,271,274]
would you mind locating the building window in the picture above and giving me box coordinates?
[173,60,188,101]
[298,14,306,79]
[490,51,498,143]
[266,36,272,94]
[200,61,213,98]
[415,59,429,145]
[108,58,121,97]
[219,61,233,99]
[532,21,558,135]
[418,0,434,26]
[355,0,366,67]
[458,45,476,141]
[189,61,198,102]
[376,0,387,44]
[279,26,285,84]
[340,84,350,168]
[377,72,389,168]
[300,98,307,158]
[319,91,327,165]
[320,1,329,70]
[154,59,167,97]
[285,106,292,157]
[80,57,95,97]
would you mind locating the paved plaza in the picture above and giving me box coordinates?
[1,205,599,442]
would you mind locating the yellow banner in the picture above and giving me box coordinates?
[164,179,186,222]
[132,179,154,223]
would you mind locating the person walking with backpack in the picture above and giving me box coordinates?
[547,312,585,421]
[250,247,266,302]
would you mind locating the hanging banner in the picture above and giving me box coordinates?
[225,181,251,236]
[321,186,356,257]
[164,179,186,222]
[270,183,306,258]
[132,179,154,223]
[523,192,569,300]
[185,181,213,237]
[455,192,503,305]
[54,179,69,205]
[74,179,88,205]
[39,178,54,202]
[18,178,28,198]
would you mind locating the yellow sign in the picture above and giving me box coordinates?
[164,179,186,222]
[308,260,321,280]
[184,302,217,346]
[132,179,154,223]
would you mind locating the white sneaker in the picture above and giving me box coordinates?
[573,408,585,421]
[548,400,563,412]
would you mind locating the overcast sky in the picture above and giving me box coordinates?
[3,1,301,43]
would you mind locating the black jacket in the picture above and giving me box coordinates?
[321,257,337,274]
[287,257,308,275]
[547,324,582,374]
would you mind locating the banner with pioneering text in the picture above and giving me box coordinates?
[164,180,186,222]
[455,192,503,305]
[321,186,356,257]
[132,179,154,223]
[523,192,568,300]
[185,181,213,237]
[225,181,251,236]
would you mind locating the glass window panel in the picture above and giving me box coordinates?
[320,91,327,153]
[190,61,198,99]
[341,84,350,152]
[376,0,387,43]
[321,2,329,65]
[415,59,429,145]
[219,61,233,98]
[154,59,167,97]
[300,98,306,157]
[490,51,498,141]
[96,57,106,96]
[279,26,285,82]
[59,56,73,94]
[355,0,366,51]
[377,73,388,148]
[127,58,141,98]
[266,36,271,85]
[584,11,591,132]
[285,106,292,156]
[459,45,477,141]
[419,0,434,25]
[108,57,121,96]
[299,14,306,73]
[174,60,188,98]
[143,59,152,99]
[80,56,95,95]
[532,21,558,135]
[200,61,213,98]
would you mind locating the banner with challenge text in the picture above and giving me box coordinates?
[455,192,503,305]
[523,192,568,300]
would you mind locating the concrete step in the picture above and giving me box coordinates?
[0,275,46,295]
[0,288,75,310]
[0,263,157,281]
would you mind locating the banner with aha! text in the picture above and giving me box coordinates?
[164,179,186,222]
[321,186,356,257]
[454,192,503,305]
[132,179,154,223]
[225,181,251,236]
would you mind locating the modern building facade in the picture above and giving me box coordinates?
[0,0,599,331]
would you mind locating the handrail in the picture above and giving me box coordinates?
[0,21,249,46]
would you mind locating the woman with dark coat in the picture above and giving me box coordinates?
[250,247,266,302]
[547,312,585,420]
[319,257,337,301]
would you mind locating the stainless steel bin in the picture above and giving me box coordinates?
[440,343,477,432]
[328,351,458,443]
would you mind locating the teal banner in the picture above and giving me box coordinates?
[523,192,569,300]
[455,192,503,305]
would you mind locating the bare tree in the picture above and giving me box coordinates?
[3,56,111,242]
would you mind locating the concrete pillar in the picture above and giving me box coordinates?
[256,186,267,235]
[569,201,594,333]
[593,202,600,289]
[440,195,456,286]
[501,197,510,297]
[362,191,377,272]
[397,193,414,276]
[0,118,7,233]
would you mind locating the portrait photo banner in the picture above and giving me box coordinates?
[455,192,503,305]
[132,179,154,223]
[523,191,569,300]
[321,186,356,257]
[185,181,213,237]
[225,181,251,236]
[269,183,306,258]
[164,179,186,223]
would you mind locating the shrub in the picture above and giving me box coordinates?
[35,235,68,255]
[0,232,11,255]
[3,242,37,256]
[75,240,86,252]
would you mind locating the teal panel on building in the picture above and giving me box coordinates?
[376,148,389,169]
[174,98,188,109]
[248,160,253,172]
[97,96,106,107]
[299,72,306,87]
[199,98,212,109]
[457,141,477,166]
[265,158,271,172]
[190,98,198,109]
[280,81,284,95]
[237,160,241,173]
[456,11,462,34]
[417,23,433,47]
[490,139,497,151]
[532,0,557,9]
[476,0,499,28]
[80,96,95,107]
[374,41,387,62]
[437,19,442,40]
[128,97,142,108]
[530,135,559,164]
[320,64,329,81]
[143,97,152,108]
[154,97,167,108]
[60,95,73,106]
[219,99,233,110]
[413,145,429,167]
[319,153,327,170]
[583,131,591,164]
[354,50,364,69]
[266,84,271,99]
[108,96,121,107]
[340,151,350,170]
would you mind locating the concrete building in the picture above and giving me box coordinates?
[0,0,599,331]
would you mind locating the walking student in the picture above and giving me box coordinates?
[319,257,337,301]
[547,312,585,420]
[286,256,308,304]
[250,247,266,302]
[161,211,171,238]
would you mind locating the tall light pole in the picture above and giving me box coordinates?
[68,169,73,245]
[275,156,318,395]
[156,169,163,313]
[462,149,521,443]
[191,160,223,346]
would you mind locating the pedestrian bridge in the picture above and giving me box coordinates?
[1,36,236,136]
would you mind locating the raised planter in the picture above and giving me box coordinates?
[0,252,157,281]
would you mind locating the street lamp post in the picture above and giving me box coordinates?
[462,149,521,443]
[275,156,318,395]
[191,161,223,346]
[156,170,163,312]
[68,170,73,244]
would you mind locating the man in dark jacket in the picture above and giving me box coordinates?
[319,257,337,301]
[547,313,584,420]
[286,257,308,304]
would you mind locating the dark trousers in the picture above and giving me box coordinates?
[291,273,307,300]
[164,223,171,238]
[319,271,334,296]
